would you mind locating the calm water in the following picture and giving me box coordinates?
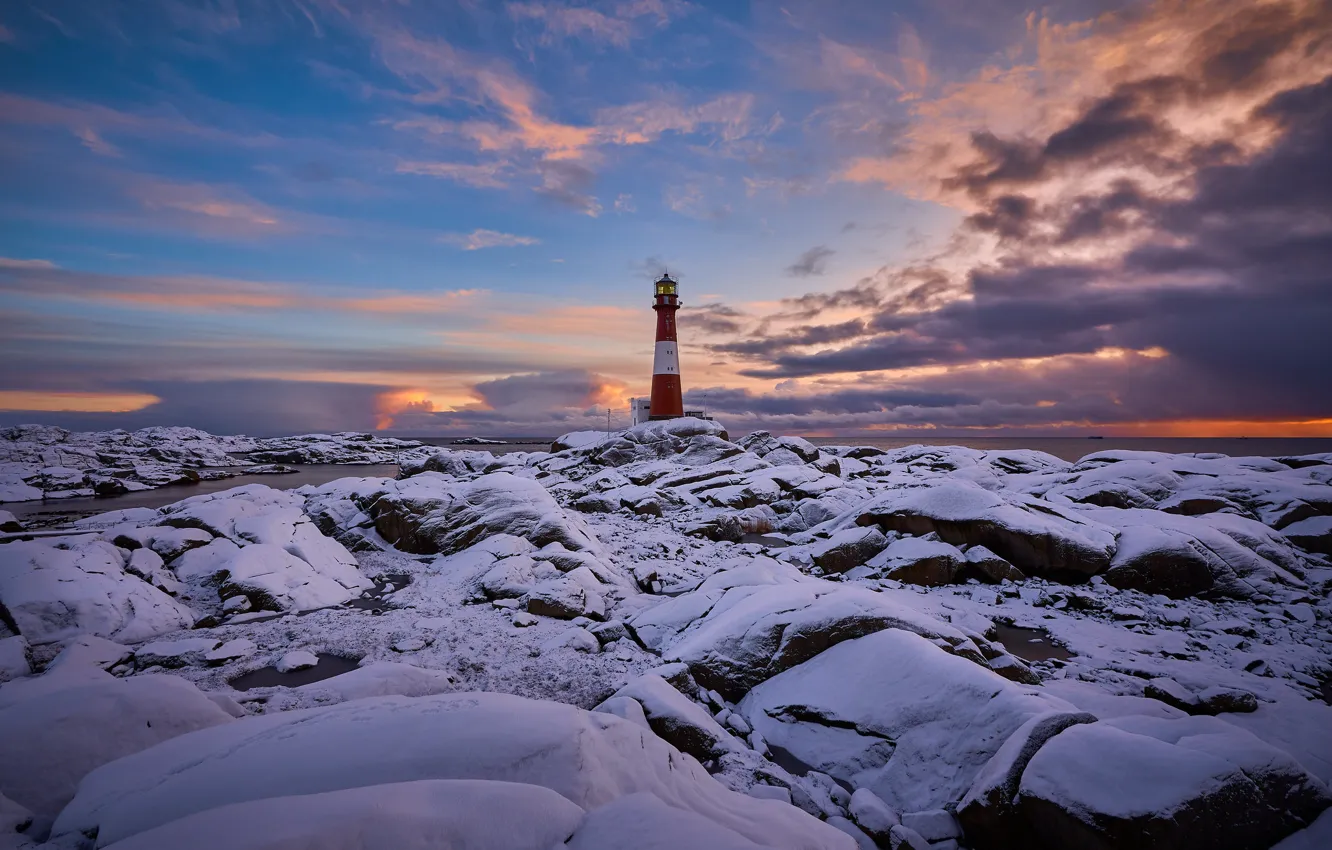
[806,436,1332,463]
[6,464,400,525]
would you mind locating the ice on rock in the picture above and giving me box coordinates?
[0,538,196,645]
[737,629,1073,813]
[53,692,850,850]
[1018,715,1332,850]
[0,510,21,533]
[0,670,233,833]
[102,779,588,850]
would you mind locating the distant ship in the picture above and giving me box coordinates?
[1087,435,1105,440]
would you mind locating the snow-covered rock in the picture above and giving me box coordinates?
[318,472,606,559]
[292,662,456,704]
[0,669,233,833]
[862,536,967,586]
[102,779,587,850]
[0,538,195,645]
[855,481,1118,578]
[955,710,1098,848]
[53,692,850,849]
[0,636,30,682]
[810,527,889,573]
[1018,715,1332,850]
[737,629,1074,813]
[600,673,741,760]
[660,585,971,699]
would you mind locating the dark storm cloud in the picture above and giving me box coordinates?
[471,370,608,411]
[685,385,978,416]
[682,303,746,335]
[715,318,868,357]
[0,380,388,436]
[786,245,835,277]
[746,68,1332,424]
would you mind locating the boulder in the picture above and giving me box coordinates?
[685,514,745,543]
[52,692,846,850]
[663,585,969,700]
[1094,508,1308,599]
[0,670,233,833]
[1282,515,1332,556]
[601,674,740,761]
[956,710,1097,849]
[0,538,195,645]
[848,787,900,843]
[810,527,889,573]
[737,629,1073,813]
[864,536,966,586]
[1018,716,1332,850]
[102,779,587,850]
[963,545,1026,583]
[173,539,366,612]
[353,472,604,557]
[855,482,1117,578]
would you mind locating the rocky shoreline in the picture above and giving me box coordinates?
[1,418,1330,849]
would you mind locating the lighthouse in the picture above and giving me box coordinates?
[648,272,684,419]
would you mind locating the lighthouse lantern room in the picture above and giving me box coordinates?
[648,272,684,420]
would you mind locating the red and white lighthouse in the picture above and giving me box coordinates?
[649,272,684,419]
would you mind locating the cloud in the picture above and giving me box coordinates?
[786,245,834,277]
[439,229,540,250]
[394,160,510,188]
[506,0,689,48]
[0,380,390,436]
[713,0,1332,433]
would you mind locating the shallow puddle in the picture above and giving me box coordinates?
[740,533,792,548]
[994,623,1073,662]
[228,653,360,691]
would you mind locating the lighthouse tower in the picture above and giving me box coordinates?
[649,272,684,419]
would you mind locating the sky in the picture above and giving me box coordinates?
[0,0,1329,438]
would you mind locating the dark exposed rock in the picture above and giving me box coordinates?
[1018,717,1332,850]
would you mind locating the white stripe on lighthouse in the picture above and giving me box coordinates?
[653,341,679,374]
